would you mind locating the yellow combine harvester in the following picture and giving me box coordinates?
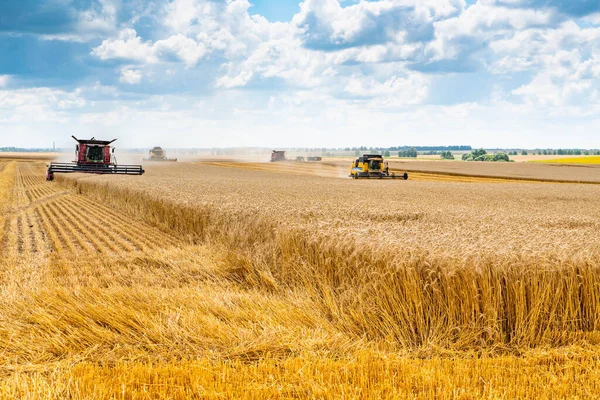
[350,154,408,180]
[143,146,177,162]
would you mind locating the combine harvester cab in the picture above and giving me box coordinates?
[350,154,408,180]
[143,146,177,162]
[46,136,144,181]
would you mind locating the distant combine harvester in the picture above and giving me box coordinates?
[143,146,177,162]
[272,150,322,162]
[271,150,287,162]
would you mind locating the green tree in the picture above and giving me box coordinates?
[440,151,454,160]
[462,149,510,162]
[493,152,510,162]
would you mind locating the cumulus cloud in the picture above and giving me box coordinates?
[0,87,85,124]
[494,0,600,18]
[344,74,429,105]
[293,0,463,50]
[119,67,143,84]
[510,48,600,106]
[0,0,123,40]
[92,29,206,66]
[0,76,9,88]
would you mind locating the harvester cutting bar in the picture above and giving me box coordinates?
[48,162,145,175]
[143,157,178,162]
[351,172,409,180]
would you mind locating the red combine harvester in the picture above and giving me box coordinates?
[270,150,286,162]
[46,136,144,181]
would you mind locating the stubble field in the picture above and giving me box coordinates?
[1,156,600,398]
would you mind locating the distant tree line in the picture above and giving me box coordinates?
[398,148,418,158]
[389,145,472,151]
[533,149,600,156]
[507,149,600,156]
[0,147,58,152]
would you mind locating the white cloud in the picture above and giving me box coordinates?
[92,29,157,62]
[154,34,207,65]
[344,74,429,105]
[92,29,206,66]
[511,49,600,106]
[0,87,85,124]
[293,0,464,49]
[0,75,9,88]
[77,0,118,35]
[119,67,143,84]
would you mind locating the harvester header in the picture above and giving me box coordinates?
[46,136,144,180]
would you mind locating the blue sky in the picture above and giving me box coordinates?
[250,0,301,22]
[1,0,600,149]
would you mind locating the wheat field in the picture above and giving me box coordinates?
[2,157,600,398]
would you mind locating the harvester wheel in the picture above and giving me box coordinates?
[403,172,408,180]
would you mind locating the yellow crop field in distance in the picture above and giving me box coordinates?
[532,156,600,164]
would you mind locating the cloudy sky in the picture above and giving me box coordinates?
[1,0,600,149]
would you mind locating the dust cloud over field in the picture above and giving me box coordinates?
[2,158,600,398]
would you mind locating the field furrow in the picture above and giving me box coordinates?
[15,215,24,254]
[35,205,64,255]
[25,212,36,253]
[26,208,48,254]
[37,203,76,254]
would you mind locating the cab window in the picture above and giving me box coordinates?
[86,146,104,162]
